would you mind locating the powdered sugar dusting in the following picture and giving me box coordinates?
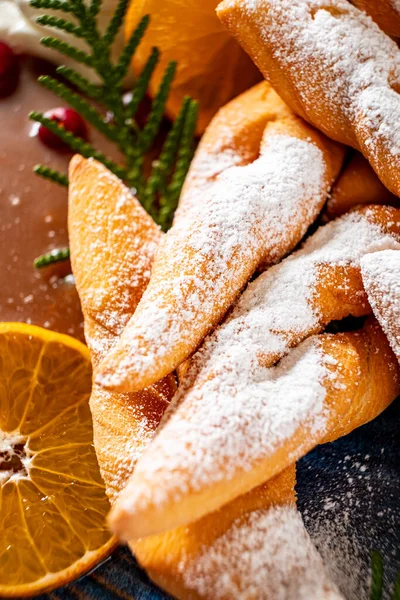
[116,207,400,515]
[69,157,160,360]
[361,249,400,362]
[185,208,400,381]
[97,133,327,389]
[69,157,173,499]
[181,505,343,599]
[119,336,330,512]
[221,0,400,192]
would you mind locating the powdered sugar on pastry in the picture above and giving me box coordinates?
[217,0,400,196]
[113,336,331,526]
[186,207,400,376]
[361,250,400,362]
[176,82,290,222]
[117,211,399,495]
[181,506,343,600]
[96,132,328,391]
[110,209,400,539]
[68,156,160,358]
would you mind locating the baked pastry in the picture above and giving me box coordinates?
[110,206,400,539]
[111,317,400,540]
[217,0,400,197]
[351,0,400,37]
[135,466,343,600]
[325,153,398,221]
[95,82,344,393]
[361,249,400,363]
[69,156,342,600]
[68,156,176,500]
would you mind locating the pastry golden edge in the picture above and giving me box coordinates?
[68,155,177,500]
[68,157,343,600]
[325,153,399,221]
[352,0,400,37]
[133,466,343,600]
[111,317,400,541]
[361,249,400,364]
[109,206,400,539]
[95,82,344,393]
[217,0,400,197]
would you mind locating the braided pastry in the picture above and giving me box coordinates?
[361,249,400,363]
[68,156,176,501]
[351,0,400,37]
[325,153,398,221]
[110,207,400,538]
[217,0,400,196]
[134,466,343,600]
[95,82,344,393]
[69,157,343,600]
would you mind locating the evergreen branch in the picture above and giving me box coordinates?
[393,571,400,600]
[56,65,102,99]
[38,75,117,141]
[89,0,101,18]
[34,165,69,187]
[36,14,84,38]
[143,96,190,208]
[126,47,159,120]
[30,0,75,14]
[34,247,70,269]
[370,552,384,600]
[159,99,198,226]
[30,0,198,245]
[103,0,129,48]
[30,112,126,178]
[40,36,93,66]
[113,14,150,83]
[139,60,176,153]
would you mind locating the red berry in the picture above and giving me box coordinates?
[0,42,20,98]
[38,108,88,150]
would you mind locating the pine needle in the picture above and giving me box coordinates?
[40,36,93,66]
[139,61,176,153]
[392,570,400,600]
[371,552,384,600]
[34,165,69,187]
[126,47,159,120]
[34,248,70,269]
[36,14,84,38]
[38,75,117,141]
[113,14,150,83]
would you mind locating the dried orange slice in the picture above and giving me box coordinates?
[0,323,115,597]
[125,0,261,134]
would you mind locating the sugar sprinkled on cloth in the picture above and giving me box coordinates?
[182,505,343,600]
[361,249,400,362]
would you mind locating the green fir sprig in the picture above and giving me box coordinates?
[30,0,198,268]
[370,552,400,600]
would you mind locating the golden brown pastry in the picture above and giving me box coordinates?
[217,0,400,196]
[361,249,400,363]
[134,466,343,600]
[351,0,400,37]
[111,317,399,540]
[69,157,343,599]
[95,82,344,393]
[325,153,398,221]
[68,156,176,500]
[110,206,400,539]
